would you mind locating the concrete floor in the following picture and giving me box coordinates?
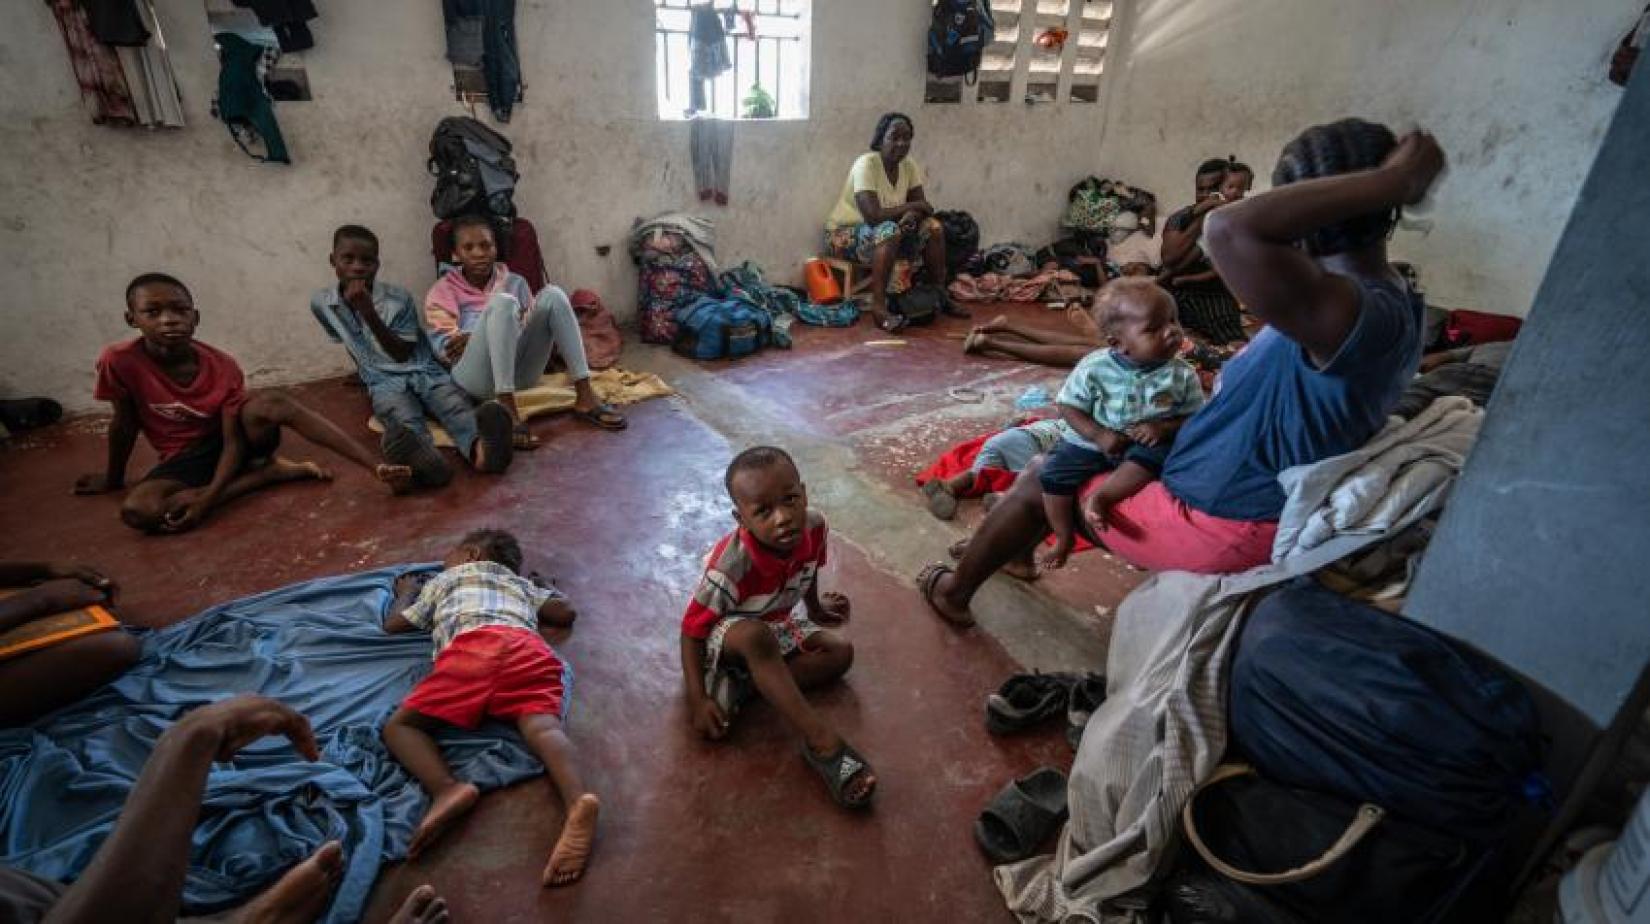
[0,302,1141,922]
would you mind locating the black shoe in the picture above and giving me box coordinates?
[985,672,1082,736]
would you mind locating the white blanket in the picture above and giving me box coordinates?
[1273,397,1483,561]
[994,397,1482,923]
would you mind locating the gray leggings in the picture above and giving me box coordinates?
[450,285,591,400]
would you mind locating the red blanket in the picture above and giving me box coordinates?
[913,433,1020,497]
[914,429,1096,553]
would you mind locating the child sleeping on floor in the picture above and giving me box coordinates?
[381,529,598,887]
[1040,278,1206,569]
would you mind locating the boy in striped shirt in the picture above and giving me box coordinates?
[679,447,876,809]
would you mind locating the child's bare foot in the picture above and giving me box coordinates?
[267,456,333,484]
[387,884,449,924]
[235,840,343,924]
[408,782,480,858]
[1038,537,1074,571]
[375,463,415,495]
[978,314,1010,334]
[542,794,600,887]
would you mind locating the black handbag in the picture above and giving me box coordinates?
[891,284,950,325]
[1167,764,1487,924]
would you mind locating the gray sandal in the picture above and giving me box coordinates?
[802,742,876,810]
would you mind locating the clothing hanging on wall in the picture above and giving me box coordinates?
[231,0,317,52]
[688,5,731,113]
[79,0,150,46]
[442,0,485,66]
[690,117,734,205]
[114,0,185,128]
[214,32,290,163]
[480,0,521,122]
[47,0,139,125]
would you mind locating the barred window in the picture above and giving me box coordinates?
[655,0,811,120]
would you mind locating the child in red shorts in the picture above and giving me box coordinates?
[382,528,598,886]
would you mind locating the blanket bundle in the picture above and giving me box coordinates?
[0,567,543,923]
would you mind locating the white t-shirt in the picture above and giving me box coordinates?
[825,152,926,230]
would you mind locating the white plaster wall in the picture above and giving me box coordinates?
[1095,0,1635,318]
[1,0,1105,411]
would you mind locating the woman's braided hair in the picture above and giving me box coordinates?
[870,112,914,151]
[1272,118,1398,256]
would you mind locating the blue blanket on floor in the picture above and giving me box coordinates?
[0,566,543,923]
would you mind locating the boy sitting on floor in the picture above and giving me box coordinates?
[679,447,876,810]
[312,224,515,487]
[382,528,598,886]
[75,273,413,533]
[1041,278,1205,569]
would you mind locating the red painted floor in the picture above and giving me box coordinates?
[0,310,1121,921]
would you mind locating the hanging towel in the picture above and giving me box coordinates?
[481,0,521,122]
[113,0,185,129]
[80,0,150,46]
[214,32,290,163]
[690,117,735,205]
[442,0,485,66]
[47,0,139,126]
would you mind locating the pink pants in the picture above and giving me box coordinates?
[1078,476,1277,574]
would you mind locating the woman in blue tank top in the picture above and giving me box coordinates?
[920,119,1446,625]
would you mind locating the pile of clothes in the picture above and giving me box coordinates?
[629,213,855,361]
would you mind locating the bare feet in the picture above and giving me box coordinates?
[374,464,415,495]
[408,782,480,858]
[543,794,600,887]
[1003,558,1042,582]
[1037,536,1074,571]
[977,314,1010,334]
[267,457,333,484]
[235,840,343,924]
[387,885,449,924]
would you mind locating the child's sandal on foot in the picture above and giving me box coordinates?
[802,742,876,810]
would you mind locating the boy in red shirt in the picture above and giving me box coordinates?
[75,273,413,533]
[679,446,876,809]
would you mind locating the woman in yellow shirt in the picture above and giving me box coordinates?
[824,113,958,330]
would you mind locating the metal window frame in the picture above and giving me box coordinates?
[655,0,808,119]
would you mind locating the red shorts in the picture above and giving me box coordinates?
[403,626,566,728]
[1078,476,1277,574]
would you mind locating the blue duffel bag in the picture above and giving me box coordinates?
[1229,578,1550,845]
[672,295,772,361]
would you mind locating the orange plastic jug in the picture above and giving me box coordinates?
[804,258,843,304]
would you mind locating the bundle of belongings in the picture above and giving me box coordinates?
[992,397,1553,924]
[630,213,847,360]
[1023,178,1161,288]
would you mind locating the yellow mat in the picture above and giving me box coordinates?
[368,367,674,447]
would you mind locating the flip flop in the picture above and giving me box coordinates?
[381,424,452,488]
[916,562,974,628]
[801,742,876,810]
[513,424,542,451]
[0,398,63,433]
[985,672,1082,736]
[1066,672,1108,750]
[922,481,959,521]
[473,400,514,474]
[572,402,628,431]
[975,767,1069,864]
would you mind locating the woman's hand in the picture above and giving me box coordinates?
[1381,131,1446,205]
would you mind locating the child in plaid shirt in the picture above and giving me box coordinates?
[382,528,598,886]
[1041,278,1205,569]
[679,447,876,810]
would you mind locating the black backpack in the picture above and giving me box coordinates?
[935,209,980,279]
[427,117,519,220]
[927,0,994,82]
